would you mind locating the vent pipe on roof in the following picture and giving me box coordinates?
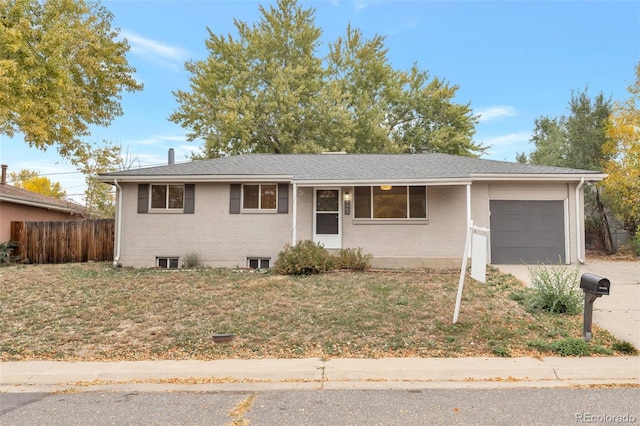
[1,164,7,185]
[168,148,175,165]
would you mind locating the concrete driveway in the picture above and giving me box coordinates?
[496,260,640,349]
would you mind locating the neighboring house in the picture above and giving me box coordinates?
[97,153,606,269]
[0,165,86,242]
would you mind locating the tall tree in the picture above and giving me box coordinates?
[602,62,640,241]
[170,0,482,157]
[0,0,142,163]
[9,169,67,198]
[327,26,480,155]
[522,88,615,253]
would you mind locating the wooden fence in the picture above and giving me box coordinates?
[10,219,115,264]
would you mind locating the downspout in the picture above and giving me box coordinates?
[292,182,298,245]
[576,178,585,264]
[466,183,472,256]
[113,179,123,266]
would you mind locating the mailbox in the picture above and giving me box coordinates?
[580,273,610,296]
[579,273,611,342]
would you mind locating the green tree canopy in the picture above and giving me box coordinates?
[0,0,142,163]
[520,88,615,253]
[522,89,612,170]
[170,0,482,158]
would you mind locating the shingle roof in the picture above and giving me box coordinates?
[99,153,605,182]
[0,183,86,215]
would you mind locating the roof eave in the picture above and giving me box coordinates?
[97,174,294,184]
[0,195,85,215]
[470,173,608,182]
[293,178,472,186]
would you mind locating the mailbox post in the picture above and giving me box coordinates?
[579,273,610,342]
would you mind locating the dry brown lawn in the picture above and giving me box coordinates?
[0,262,627,361]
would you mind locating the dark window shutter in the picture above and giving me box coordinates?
[229,184,241,214]
[184,184,195,214]
[137,184,149,213]
[277,183,288,214]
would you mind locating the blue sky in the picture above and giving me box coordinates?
[1,0,638,202]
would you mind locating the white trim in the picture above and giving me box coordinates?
[113,179,122,266]
[292,182,298,245]
[576,178,586,263]
[564,198,570,264]
[466,184,471,257]
[296,178,471,187]
[470,173,607,182]
[97,175,293,184]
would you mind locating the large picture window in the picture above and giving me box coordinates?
[151,184,184,210]
[243,184,277,210]
[354,186,427,219]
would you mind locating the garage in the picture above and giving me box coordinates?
[490,200,566,264]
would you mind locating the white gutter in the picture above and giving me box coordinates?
[576,177,586,264]
[470,173,607,182]
[113,179,123,267]
[96,175,293,184]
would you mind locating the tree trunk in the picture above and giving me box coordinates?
[595,186,615,254]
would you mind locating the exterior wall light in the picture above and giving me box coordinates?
[380,185,392,191]
[344,191,351,215]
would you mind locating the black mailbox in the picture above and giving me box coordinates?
[580,273,610,296]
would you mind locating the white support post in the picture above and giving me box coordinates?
[291,182,298,245]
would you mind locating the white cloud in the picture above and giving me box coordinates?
[476,106,517,123]
[131,134,188,146]
[480,131,532,161]
[482,131,531,146]
[120,31,189,71]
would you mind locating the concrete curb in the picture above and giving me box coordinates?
[2,357,639,393]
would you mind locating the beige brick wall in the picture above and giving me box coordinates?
[115,180,583,268]
[117,182,292,268]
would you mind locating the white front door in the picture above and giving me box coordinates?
[313,188,342,249]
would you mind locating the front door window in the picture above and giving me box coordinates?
[314,189,341,249]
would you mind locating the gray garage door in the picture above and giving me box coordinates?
[490,200,565,264]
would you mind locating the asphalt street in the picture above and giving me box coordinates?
[1,388,639,425]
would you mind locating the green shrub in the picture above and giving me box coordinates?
[273,240,334,275]
[0,241,18,266]
[551,337,591,356]
[333,247,373,270]
[182,251,203,269]
[526,339,553,352]
[612,340,638,355]
[527,263,583,314]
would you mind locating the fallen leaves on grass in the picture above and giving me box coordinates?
[0,263,626,361]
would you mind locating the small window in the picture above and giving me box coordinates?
[157,257,179,269]
[151,184,184,210]
[243,184,277,210]
[248,258,270,269]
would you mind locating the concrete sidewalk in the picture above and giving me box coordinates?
[1,357,639,393]
[497,260,640,348]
